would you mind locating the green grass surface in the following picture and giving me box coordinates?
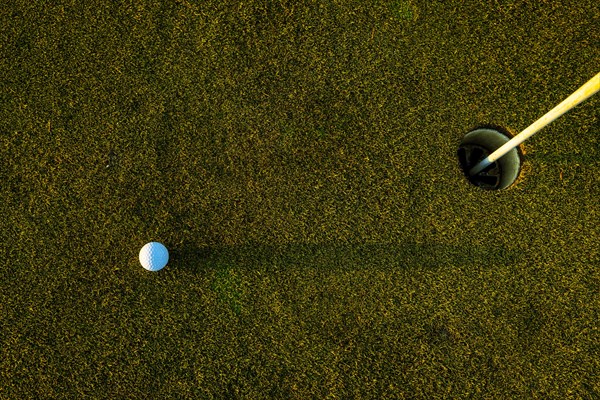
[1,0,599,398]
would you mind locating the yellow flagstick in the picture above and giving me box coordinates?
[470,72,600,176]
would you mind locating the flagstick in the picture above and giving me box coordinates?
[470,72,600,176]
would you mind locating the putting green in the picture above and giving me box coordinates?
[1,0,598,398]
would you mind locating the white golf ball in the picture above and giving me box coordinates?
[139,242,169,271]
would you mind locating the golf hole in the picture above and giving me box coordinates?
[457,125,523,190]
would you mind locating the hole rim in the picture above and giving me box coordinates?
[458,124,524,191]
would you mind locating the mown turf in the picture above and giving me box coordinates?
[1,0,599,398]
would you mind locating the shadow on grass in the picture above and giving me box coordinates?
[169,241,519,273]
[169,241,519,316]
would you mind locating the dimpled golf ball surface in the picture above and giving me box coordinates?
[139,242,169,271]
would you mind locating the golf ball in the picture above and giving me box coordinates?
[139,242,169,271]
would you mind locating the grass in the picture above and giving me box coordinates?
[391,0,417,21]
[1,0,599,398]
